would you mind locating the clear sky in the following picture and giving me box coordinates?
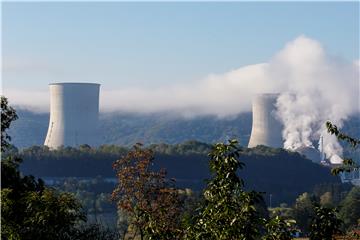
[2,2,359,92]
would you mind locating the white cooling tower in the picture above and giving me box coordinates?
[248,93,283,148]
[44,82,100,149]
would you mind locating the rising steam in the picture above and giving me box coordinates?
[273,37,359,164]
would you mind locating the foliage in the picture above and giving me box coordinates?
[309,206,343,240]
[344,231,360,240]
[185,140,264,240]
[290,186,360,235]
[326,121,359,175]
[269,206,293,220]
[1,96,18,151]
[292,192,316,235]
[1,96,117,240]
[312,182,352,206]
[262,216,296,240]
[339,186,360,230]
[112,143,184,240]
[149,140,212,155]
[17,143,339,206]
[326,121,360,148]
[54,177,116,218]
[2,188,86,240]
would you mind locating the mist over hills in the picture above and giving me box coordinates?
[9,108,360,151]
[9,109,252,148]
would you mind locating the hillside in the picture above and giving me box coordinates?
[18,143,340,205]
[9,109,360,151]
[8,109,252,148]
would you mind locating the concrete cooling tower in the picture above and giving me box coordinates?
[248,93,283,148]
[44,82,100,149]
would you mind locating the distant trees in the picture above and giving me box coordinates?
[292,192,316,234]
[278,188,360,238]
[16,142,339,206]
[54,177,116,221]
[312,182,352,206]
[338,186,360,230]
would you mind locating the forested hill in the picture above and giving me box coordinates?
[8,109,360,151]
[16,143,340,205]
[8,109,252,148]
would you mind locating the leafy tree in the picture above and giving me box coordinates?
[112,143,184,240]
[326,121,359,175]
[269,206,293,220]
[1,96,109,240]
[339,186,360,230]
[262,216,296,240]
[2,188,86,240]
[309,206,342,240]
[292,192,316,234]
[1,96,18,151]
[185,140,264,240]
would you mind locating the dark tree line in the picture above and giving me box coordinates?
[14,142,340,205]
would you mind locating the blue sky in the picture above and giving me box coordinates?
[2,2,359,92]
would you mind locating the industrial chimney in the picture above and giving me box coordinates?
[44,82,100,149]
[248,93,283,148]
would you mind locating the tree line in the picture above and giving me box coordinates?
[11,141,340,205]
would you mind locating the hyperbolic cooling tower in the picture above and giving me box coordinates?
[44,82,100,149]
[248,93,283,148]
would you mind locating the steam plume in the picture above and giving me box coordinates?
[273,37,359,163]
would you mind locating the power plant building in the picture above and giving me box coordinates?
[248,93,283,148]
[44,82,100,149]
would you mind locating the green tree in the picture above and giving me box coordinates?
[309,206,342,240]
[1,96,99,240]
[292,192,316,234]
[262,216,296,240]
[339,186,360,230]
[1,96,18,151]
[1,188,86,240]
[326,121,359,175]
[185,140,264,240]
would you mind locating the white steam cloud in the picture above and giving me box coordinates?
[4,36,359,163]
[272,37,359,164]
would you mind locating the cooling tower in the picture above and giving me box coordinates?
[248,93,283,148]
[44,83,100,149]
